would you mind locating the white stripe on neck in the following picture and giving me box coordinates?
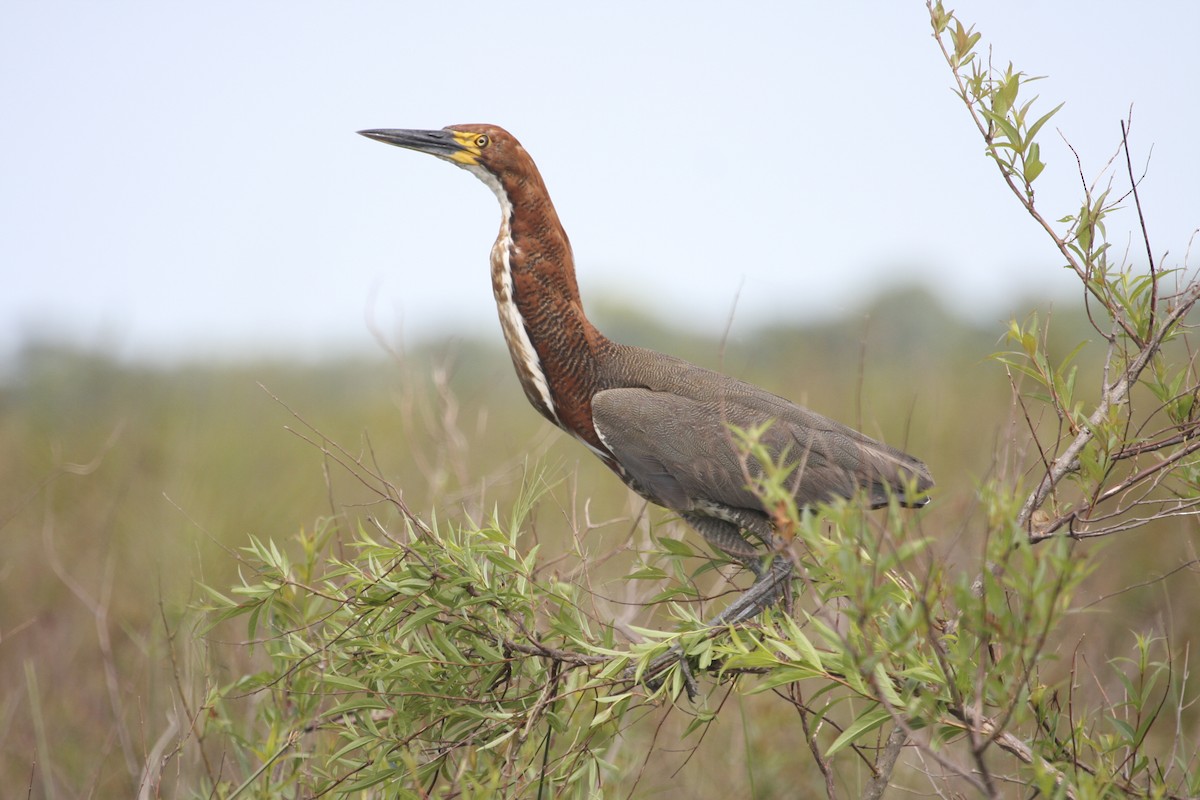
[467,164,559,425]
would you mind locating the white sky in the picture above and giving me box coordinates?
[2,2,1197,363]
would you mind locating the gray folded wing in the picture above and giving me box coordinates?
[591,386,931,515]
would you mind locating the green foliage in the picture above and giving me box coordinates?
[200,415,1193,798]
[931,0,1200,546]
[6,6,1200,799]
[201,509,626,797]
[0,293,1000,798]
[193,8,1200,796]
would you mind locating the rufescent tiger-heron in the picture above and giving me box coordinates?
[358,124,933,630]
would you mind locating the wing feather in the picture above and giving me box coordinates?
[592,384,931,515]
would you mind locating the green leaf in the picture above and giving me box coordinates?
[1024,144,1045,183]
[827,705,891,756]
[744,665,820,694]
[782,615,825,672]
[657,536,697,557]
[980,108,1021,146]
[1026,101,1065,142]
[590,704,617,727]
[396,605,444,637]
[320,673,369,692]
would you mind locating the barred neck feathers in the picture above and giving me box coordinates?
[464,162,611,458]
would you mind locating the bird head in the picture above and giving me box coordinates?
[358,124,521,179]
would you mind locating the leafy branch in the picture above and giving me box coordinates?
[929,0,1200,540]
[181,8,1200,798]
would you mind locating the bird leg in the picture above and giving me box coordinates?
[629,515,795,698]
[702,556,792,626]
[682,513,793,623]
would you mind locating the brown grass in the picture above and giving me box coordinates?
[2,290,1196,797]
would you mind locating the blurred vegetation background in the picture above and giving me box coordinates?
[3,286,1197,797]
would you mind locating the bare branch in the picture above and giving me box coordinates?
[1018,281,1200,528]
[860,727,908,800]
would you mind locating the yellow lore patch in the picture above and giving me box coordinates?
[448,131,484,165]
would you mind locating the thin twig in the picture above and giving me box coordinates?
[1018,282,1200,528]
[1122,116,1158,329]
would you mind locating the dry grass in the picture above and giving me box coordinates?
[2,292,1197,797]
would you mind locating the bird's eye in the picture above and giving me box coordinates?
[475,134,489,148]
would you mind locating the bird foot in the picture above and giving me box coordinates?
[637,643,701,701]
[705,558,793,627]
[626,557,794,698]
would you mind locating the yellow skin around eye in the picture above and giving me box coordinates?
[448,131,486,165]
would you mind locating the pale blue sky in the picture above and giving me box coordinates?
[2,2,1197,363]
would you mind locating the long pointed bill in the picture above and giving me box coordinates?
[357,128,479,165]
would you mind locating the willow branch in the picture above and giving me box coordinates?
[1017,282,1200,528]
[928,6,1143,344]
[860,727,908,800]
[1032,436,1200,540]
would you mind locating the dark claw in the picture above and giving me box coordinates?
[627,557,794,697]
[641,644,701,700]
[705,558,793,627]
